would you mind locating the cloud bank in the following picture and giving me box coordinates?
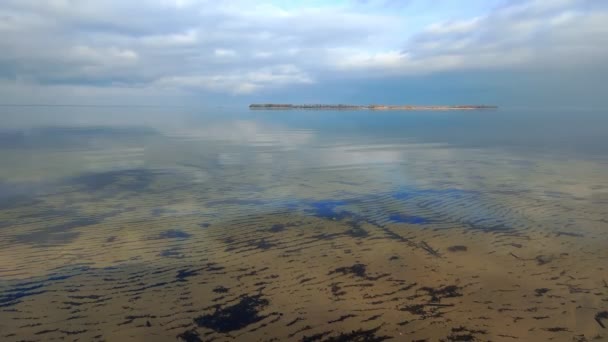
[0,0,606,104]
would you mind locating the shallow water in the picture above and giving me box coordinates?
[0,106,607,341]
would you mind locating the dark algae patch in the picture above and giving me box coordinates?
[248,238,275,250]
[177,329,203,342]
[443,326,487,341]
[322,326,392,342]
[301,332,332,341]
[543,327,569,332]
[156,229,192,239]
[175,269,198,281]
[447,245,468,252]
[328,314,357,324]
[270,224,285,232]
[362,314,383,322]
[596,311,608,328]
[193,294,270,333]
[329,263,368,278]
[419,241,441,257]
[328,263,389,281]
[213,286,229,294]
[556,231,584,237]
[286,317,305,327]
[400,304,427,315]
[346,226,369,238]
[159,247,183,258]
[419,285,462,302]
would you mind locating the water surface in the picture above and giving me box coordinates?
[1,106,607,341]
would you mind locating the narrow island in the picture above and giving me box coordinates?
[249,104,497,110]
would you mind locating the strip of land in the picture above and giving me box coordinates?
[249,104,497,110]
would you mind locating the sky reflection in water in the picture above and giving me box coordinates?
[0,106,607,341]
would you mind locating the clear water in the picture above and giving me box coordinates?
[1,106,607,341]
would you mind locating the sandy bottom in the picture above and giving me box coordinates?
[0,160,607,342]
[1,203,607,342]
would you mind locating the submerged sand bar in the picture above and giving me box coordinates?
[249,103,498,110]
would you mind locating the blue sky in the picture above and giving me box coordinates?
[0,0,606,106]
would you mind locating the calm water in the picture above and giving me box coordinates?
[1,106,607,341]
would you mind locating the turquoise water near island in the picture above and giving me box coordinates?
[0,105,607,341]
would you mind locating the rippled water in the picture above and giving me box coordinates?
[1,106,607,341]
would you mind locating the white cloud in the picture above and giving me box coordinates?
[253,51,273,59]
[334,50,406,70]
[141,29,198,46]
[328,0,608,75]
[154,65,312,94]
[0,0,402,96]
[214,48,237,58]
[69,46,138,64]
[0,0,606,101]
[425,17,482,35]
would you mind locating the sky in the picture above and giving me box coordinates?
[0,0,606,106]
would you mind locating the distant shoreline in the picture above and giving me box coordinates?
[249,104,498,110]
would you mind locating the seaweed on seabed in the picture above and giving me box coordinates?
[400,304,426,316]
[249,238,275,250]
[447,245,467,252]
[301,332,331,342]
[177,329,202,342]
[322,325,392,342]
[596,311,608,328]
[543,327,569,332]
[328,263,388,281]
[443,326,487,341]
[175,269,198,281]
[534,288,550,297]
[419,241,441,257]
[156,229,192,239]
[269,224,285,233]
[419,285,462,302]
[328,314,357,324]
[212,286,229,294]
[346,227,369,238]
[193,294,271,333]
[329,264,368,278]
